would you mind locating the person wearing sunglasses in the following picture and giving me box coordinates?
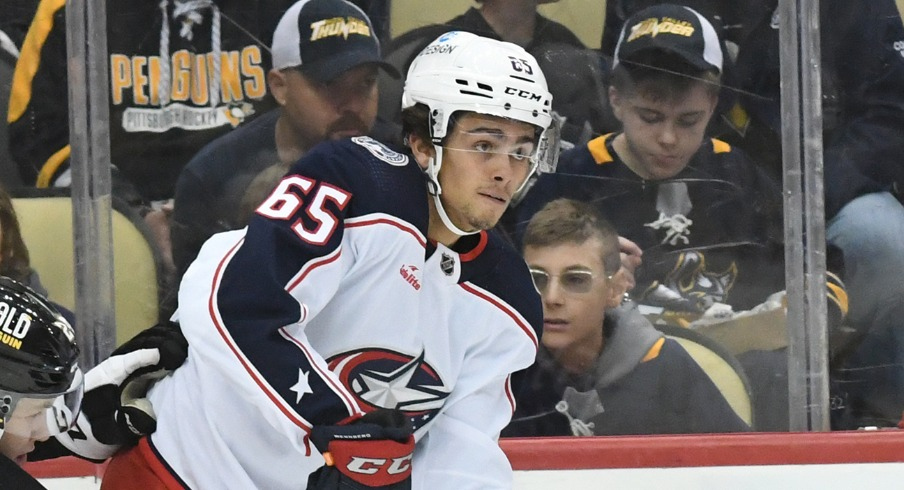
[503,198,748,437]
[508,4,851,432]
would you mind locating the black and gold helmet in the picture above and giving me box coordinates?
[0,276,82,439]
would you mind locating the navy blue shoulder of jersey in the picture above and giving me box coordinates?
[556,139,604,175]
[552,133,772,192]
[551,134,640,191]
[684,138,747,174]
[459,230,543,339]
[219,137,426,322]
[287,137,429,231]
[555,134,750,175]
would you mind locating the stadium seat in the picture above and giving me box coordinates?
[11,191,162,345]
[654,323,756,429]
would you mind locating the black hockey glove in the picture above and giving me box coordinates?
[45,321,188,461]
[307,409,415,489]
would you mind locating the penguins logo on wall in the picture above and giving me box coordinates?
[328,349,450,431]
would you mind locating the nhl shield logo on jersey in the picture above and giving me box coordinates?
[328,349,449,431]
[440,253,455,276]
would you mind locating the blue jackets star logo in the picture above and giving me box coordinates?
[328,349,450,431]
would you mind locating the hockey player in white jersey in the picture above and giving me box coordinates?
[101,26,559,489]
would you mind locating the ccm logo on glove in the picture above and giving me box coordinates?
[346,455,413,475]
[328,438,413,485]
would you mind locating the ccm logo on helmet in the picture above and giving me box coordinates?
[504,87,543,102]
[346,454,413,475]
[0,301,32,349]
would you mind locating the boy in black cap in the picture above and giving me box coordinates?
[511,4,848,431]
[603,0,904,431]
[170,0,399,282]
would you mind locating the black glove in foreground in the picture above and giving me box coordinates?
[32,321,188,462]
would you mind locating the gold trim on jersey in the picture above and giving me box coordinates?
[587,134,730,166]
[587,133,616,165]
[8,0,66,123]
[711,138,731,154]
[36,145,70,188]
[826,271,850,317]
[641,337,666,362]
[723,101,751,137]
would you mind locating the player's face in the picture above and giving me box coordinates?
[435,113,537,237]
[0,398,54,465]
[273,64,378,152]
[609,82,716,180]
[524,239,620,370]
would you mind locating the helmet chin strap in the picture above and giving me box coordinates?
[424,149,479,238]
[433,193,478,237]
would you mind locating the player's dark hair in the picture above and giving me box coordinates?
[401,103,471,147]
[401,103,432,146]
[523,198,621,276]
[611,49,721,103]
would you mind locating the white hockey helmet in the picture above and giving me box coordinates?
[402,31,560,235]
